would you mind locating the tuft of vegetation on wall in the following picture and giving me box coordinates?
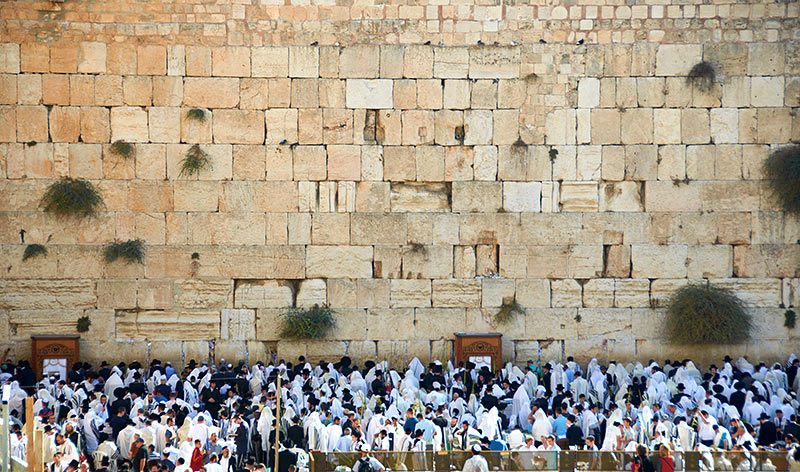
[110,140,134,159]
[664,283,752,344]
[687,61,716,92]
[279,304,336,339]
[180,144,212,177]
[40,178,104,219]
[104,239,146,264]
[22,244,47,261]
[494,297,526,325]
[762,145,800,213]
[785,309,797,330]
[186,108,207,122]
[76,315,91,333]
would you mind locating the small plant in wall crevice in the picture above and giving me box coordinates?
[22,244,48,261]
[687,61,716,92]
[494,297,526,325]
[279,304,336,339]
[180,145,212,177]
[76,315,91,333]
[110,140,134,159]
[785,309,797,330]
[40,178,104,219]
[104,239,146,264]
[762,145,800,213]
[186,108,207,122]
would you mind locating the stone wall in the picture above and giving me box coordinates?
[0,0,798,369]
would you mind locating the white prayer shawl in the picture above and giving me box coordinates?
[349,372,368,397]
[326,423,342,452]
[306,413,328,452]
[82,409,100,453]
[551,364,566,393]
[524,371,538,399]
[532,409,553,443]
[188,421,209,445]
[736,357,755,375]
[511,386,532,432]
[105,372,124,404]
[117,425,138,459]
[477,407,501,440]
[401,370,419,393]
[571,377,589,400]
[409,358,425,380]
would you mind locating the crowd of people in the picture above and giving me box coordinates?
[3,353,800,472]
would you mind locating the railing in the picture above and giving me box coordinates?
[310,450,791,472]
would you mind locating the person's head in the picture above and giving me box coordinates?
[358,443,370,457]
[586,436,595,447]
[637,445,647,457]
[194,439,202,448]
[659,444,671,458]
[471,444,482,456]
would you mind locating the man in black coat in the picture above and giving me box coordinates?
[566,415,584,448]
[287,416,305,449]
[233,415,250,468]
[729,383,747,415]
[758,413,778,446]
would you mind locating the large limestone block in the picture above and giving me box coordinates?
[174,279,233,309]
[481,279,516,307]
[469,46,519,79]
[644,181,701,212]
[351,213,407,245]
[747,43,784,76]
[503,182,541,212]
[402,245,453,279]
[345,79,393,109]
[631,245,688,278]
[655,44,702,76]
[251,47,288,77]
[183,78,240,108]
[583,279,614,308]
[578,78,600,108]
[213,109,265,144]
[560,182,598,212]
[599,182,643,212]
[577,308,633,340]
[525,308,578,340]
[390,280,431,308]
[366,308,414,340]
[288,46,318,78]
[688,245,733,278]
[212,47,251,77]
[296,278,327,307]
[452,182,501,213]
[97,279,137,309]
[116,310,220,340]
[750,77,784,107]
[0,279,96,310]
[390,182,450,213]
[614,279,650,307]
[733,245,800,278]
[306,246,373,278]
[8,310,83,340]
[413,308,466,338]
[221,308,255,341]
[714,278,782,307]
[404,46,433,78]
[515,279,550,308]
[432,279,481,307]
[701,181,760,212]
[189,213,264,245]
[434,48,469,78]
[568,245,604,279]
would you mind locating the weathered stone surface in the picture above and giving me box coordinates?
[432,279,481,307]
[390,182,450,212]
[116,311,220,340]
[306,246,373,278]
[0,280,96,310]
[346,79,393,109]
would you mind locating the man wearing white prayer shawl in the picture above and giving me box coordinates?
[507,427,525,449]
[188,416,210,445]
[307,412,329,452]
[117,424,139,459]
[511,386,531,432]
[326,417,343,452]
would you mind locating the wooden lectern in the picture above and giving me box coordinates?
[454,332,502,372]
[31,335,80,381]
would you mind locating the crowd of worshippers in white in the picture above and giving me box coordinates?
[5,353,800,472]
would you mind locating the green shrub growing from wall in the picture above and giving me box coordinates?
[279,304,336,339]
[22,244,47,261]
[40,178,104,219]
[665,283,752,344]
[104,239,146,264]
[762,145,800,213]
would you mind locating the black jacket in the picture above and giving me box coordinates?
[566,424,584,447]
[758,421,778,446]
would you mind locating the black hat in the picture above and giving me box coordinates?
[760,413,770,420]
